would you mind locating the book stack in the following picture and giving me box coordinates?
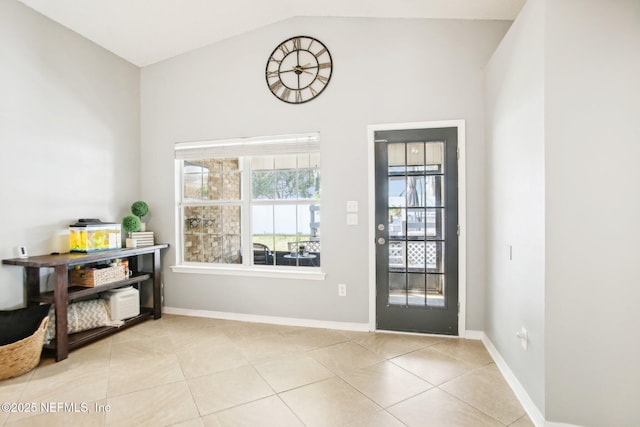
[129,231,154,247]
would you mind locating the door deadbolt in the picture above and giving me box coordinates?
[377,237,386,245]
[377,224,385,231]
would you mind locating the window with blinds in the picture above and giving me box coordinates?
[175,133,321,268]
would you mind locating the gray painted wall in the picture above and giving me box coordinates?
[545,0,640,425]
[486,0,640,425]
[140,17,511,327]
[484,0,546,414]
[0,1,141,309]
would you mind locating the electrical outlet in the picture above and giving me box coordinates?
[338,283,347,297]
[16,246,28,258]
[516,327,528,350]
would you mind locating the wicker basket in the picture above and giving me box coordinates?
[0,317,48,380]
[69,264,127,287]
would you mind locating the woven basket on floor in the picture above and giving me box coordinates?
[0,317,48,380]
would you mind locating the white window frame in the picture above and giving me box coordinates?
[171,133,326,280]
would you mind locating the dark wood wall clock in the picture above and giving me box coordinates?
[265,36,333,104]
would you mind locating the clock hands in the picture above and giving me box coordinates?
[281,63,317,75]
[294,63,312,75]
[297,67,316,76]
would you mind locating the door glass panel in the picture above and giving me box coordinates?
[408,273,426,306]
[407,241,425,271]
[427,274,445,307]
[389,272,407,305]
[407,143,425,172]
[426,242,444,273]
[388,177,406,207]
[388,208,405,237]
[407,209,425,237]
[406,176,424,207]
[425,142,444,174]
[425,176,444,207]
[387,139,446,305]
[426,208,445,240]
[388,241,405,269]
[388,143,405,174]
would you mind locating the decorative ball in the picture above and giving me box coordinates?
[131,201,149,217]
[122,215,141,233]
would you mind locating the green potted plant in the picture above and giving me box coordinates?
[122,215,141,248]
[130,201,149,231]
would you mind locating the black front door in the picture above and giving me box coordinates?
[374,127,459,335]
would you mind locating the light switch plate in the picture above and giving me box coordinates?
[346,201,358,212]
[347,213,358,225]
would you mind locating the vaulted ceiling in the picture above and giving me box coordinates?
[18,0,526,67]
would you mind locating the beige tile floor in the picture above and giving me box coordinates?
[0,315,534,427]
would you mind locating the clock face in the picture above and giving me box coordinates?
[265,36,333,104]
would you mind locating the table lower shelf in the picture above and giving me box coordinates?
[42,308,153,354]
[31,273,152,304]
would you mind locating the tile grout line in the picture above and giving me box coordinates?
[436,383,510,426]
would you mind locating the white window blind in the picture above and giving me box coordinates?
[175,132,320,160]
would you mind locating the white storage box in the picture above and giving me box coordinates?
[101,287,140,321]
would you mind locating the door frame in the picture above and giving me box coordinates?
[367,120,467,336]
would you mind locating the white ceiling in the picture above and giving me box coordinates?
[18,0,526,67]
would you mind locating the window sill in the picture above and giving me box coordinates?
[170,264,326,281]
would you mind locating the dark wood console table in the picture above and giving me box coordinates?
[2,244,169,361]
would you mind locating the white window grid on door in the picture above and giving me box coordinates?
[389,241,437,269]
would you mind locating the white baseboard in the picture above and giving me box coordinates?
[480,332,546,427]
[463,329,485,340]
[162,306,371,332]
